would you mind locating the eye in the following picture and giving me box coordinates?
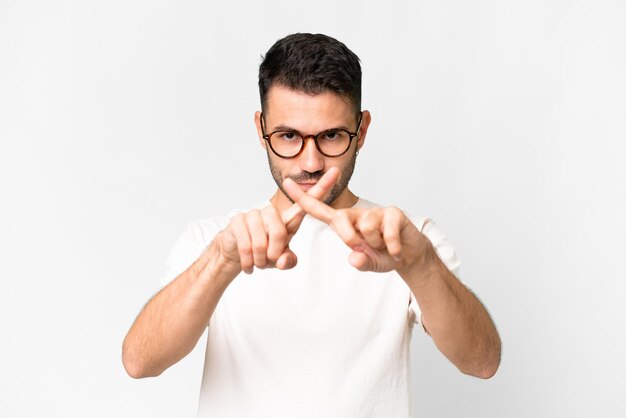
[322,130,340,140]
[278,131,299,141]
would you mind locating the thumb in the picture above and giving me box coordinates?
[348,250,373,271]
[276,247,298,270]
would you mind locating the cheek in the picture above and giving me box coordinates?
[268,155,293,180]
[332,155,353,174]
[280,159,304,175]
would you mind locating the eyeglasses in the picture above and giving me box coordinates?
[261,112,363,159]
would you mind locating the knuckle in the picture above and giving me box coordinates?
[387,206,403,218]
[360,219,377,234]
[347,238,361,248]
[345,230,362,246]
[231,213,245,226]
[383,227,399,240]
[368,207,383,217]
[262,205,278,218]
[271,227,288,243]
[238,243,252,255]
[246,209,261,223]
[359,212,379,232]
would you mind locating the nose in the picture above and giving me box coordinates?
[298,136,324,173]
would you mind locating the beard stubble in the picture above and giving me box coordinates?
[267,147,357,206]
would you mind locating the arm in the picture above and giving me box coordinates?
[122,237,237,378]
[122,168,341,378]
[282,179,501,379]
[399,241,501,379]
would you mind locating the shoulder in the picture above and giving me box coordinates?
[160,216,228,287]
[178,216,230,247]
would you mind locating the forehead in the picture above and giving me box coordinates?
[264,85,355,130]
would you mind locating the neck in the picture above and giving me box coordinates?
[270,187,358,212]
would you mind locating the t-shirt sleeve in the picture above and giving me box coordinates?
[159,219,225,288]
[408,217,463,331]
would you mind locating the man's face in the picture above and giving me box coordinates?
[255,85,369,207]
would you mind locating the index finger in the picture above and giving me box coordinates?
[281,167,339,225]
[282,177,336,224]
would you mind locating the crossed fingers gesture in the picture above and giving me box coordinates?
[282,178,428,274]
[218,167,428,276]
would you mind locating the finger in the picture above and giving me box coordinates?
[262,206,288,263]
[357,209,385,250]
[276,247,298,270]
[281,167,341,225]
[330,209,363,250]
[283,178,335,224]
[348,250,372,271]
[382,207,405,259]
[245,210,268,268]
[282,208,306,237]
[230,214,254,274]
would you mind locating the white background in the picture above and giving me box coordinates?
[1,1,625,417]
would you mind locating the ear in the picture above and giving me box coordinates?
[254,111,267,149]
[356,110,371,152]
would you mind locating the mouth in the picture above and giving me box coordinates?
[296,182,317,191]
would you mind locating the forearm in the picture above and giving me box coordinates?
[122,236,238,378]
[400,245,501,379]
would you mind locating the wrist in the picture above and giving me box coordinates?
[192,232,240,288]
[396,239,439,285]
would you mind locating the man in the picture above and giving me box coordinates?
[123,33,501,417]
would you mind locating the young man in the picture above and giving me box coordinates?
[123,33,501,417]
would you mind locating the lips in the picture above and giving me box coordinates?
[297,182,317,190]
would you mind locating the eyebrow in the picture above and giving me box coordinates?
[270,124,353,132]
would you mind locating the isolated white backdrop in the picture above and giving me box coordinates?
[1,1,625,417]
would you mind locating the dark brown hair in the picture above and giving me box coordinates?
[259,33,362,116]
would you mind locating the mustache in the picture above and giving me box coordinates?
[287,171,325,183]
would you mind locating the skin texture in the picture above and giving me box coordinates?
[122,84,501,380]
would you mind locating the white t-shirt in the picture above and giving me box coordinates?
[161,198,462,418]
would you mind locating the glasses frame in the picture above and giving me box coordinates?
[261,112,363,159]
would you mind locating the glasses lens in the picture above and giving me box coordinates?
[268,129,353,158]
[269,131,303,158]
[317,130,351,156]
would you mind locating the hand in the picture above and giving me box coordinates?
[216,167,341,275]
[282,178,434,274]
